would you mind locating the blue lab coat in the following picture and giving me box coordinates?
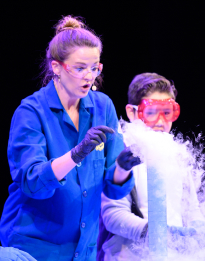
[0,81,134,261]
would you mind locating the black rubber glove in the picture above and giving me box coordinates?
[117,146,141,171]
[71,125,115,164]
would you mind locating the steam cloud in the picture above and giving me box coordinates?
[120,119,205,261]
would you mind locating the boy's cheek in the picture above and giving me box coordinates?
[166,122,172,133]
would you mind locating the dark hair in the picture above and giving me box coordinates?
[41,15,103,88]
[128,73,178,105]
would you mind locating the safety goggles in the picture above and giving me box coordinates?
[57,60,103,79]
[132,98,180,123]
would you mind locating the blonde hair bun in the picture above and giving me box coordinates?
[55,15,85,35]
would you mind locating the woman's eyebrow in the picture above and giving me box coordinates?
[74,62,87,65]
[74,61,99,65]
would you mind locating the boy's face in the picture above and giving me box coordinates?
[126,91,173,133]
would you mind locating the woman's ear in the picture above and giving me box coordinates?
[51,60,61,76]
[125,104,139,122]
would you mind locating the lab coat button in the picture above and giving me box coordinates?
[81,222,86,228]
[74,252,79,258]
[83,190,87,197]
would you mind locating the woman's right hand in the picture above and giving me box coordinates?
[71,125,115,164]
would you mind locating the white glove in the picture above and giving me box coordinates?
[0,247,37,261]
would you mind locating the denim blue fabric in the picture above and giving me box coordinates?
[0,81,134,261]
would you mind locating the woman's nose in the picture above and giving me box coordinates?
[84,70,93,80]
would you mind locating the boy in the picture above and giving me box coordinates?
[97,73,205,260]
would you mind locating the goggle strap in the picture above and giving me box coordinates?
[132,105,138,111]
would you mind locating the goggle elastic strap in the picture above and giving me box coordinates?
[132,105,138,111]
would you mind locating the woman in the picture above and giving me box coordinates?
[0,15,139,260]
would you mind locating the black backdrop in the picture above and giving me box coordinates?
[1,0,205,216]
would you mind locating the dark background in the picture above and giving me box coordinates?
[1,1,205,215]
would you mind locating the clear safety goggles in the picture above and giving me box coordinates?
[57,60,103,79]
[132,98,180,123]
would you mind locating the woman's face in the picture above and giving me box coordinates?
[55,47,100,100]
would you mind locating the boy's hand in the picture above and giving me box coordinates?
[168,225,197,236]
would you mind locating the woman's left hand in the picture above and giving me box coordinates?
[117,146,141,171]
[113,147,141,184]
